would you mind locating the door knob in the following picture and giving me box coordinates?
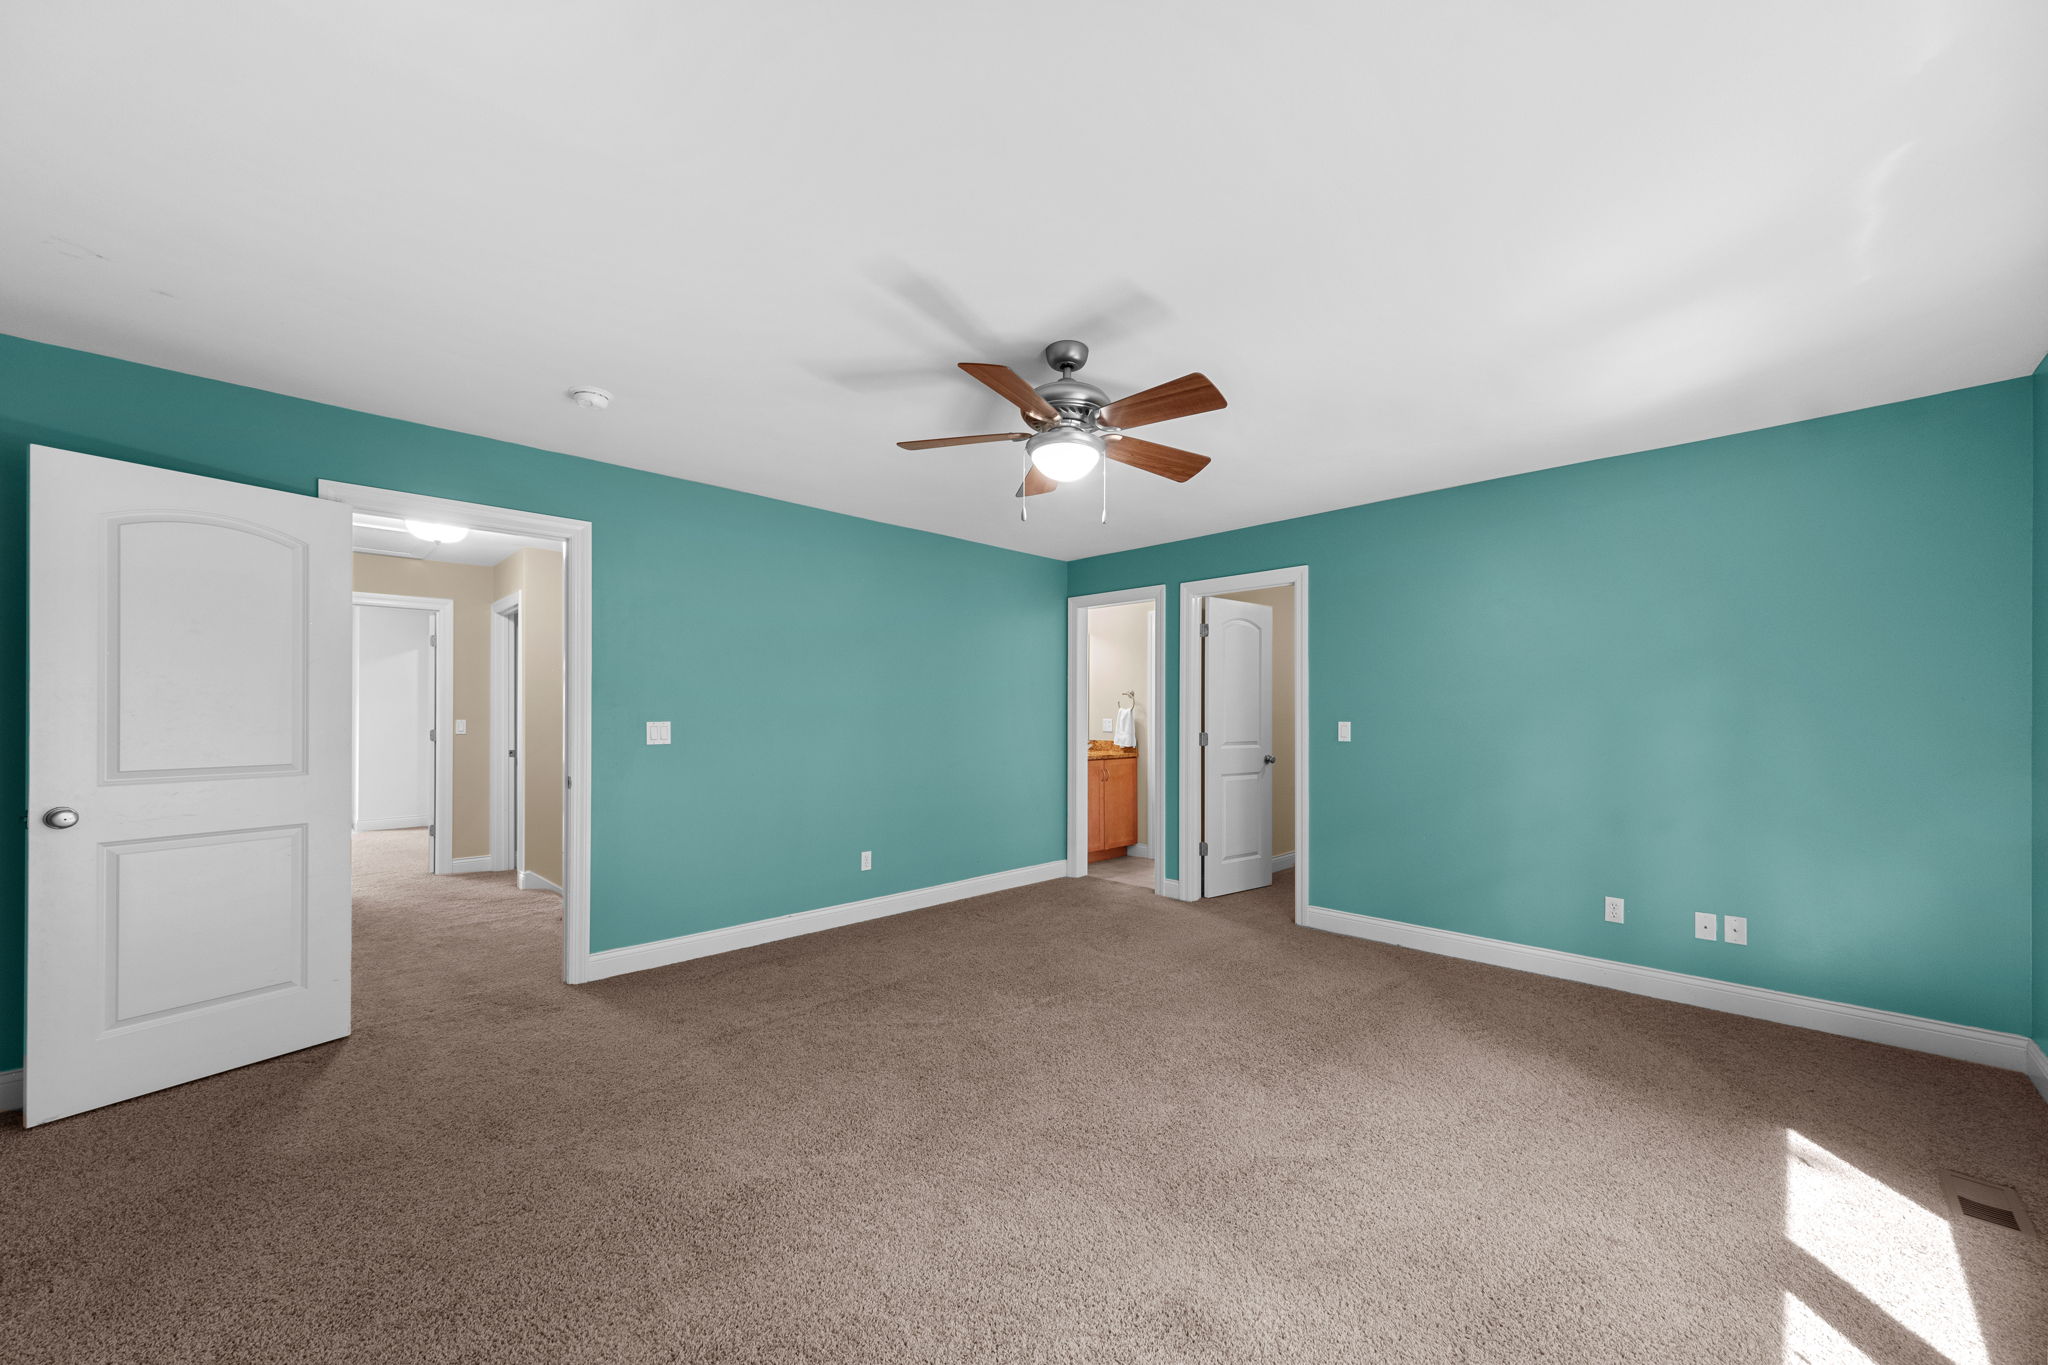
[42,807,79,829]
[1263,754,1277,765]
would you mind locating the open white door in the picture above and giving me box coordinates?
[1200,595,1274,897]
[27,447,353,1126]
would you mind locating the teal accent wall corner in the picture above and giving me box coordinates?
[1071,380,2036,1036]
[0,334,1070,1071]
[2033,348,2048,1058]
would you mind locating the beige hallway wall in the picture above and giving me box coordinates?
[352,555,498,859]
[494,548,564,890]
[1086,602,1152,847]
[1216,585,1294,857]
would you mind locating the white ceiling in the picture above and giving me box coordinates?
[4,3,2045,561]
[351,514,560,567]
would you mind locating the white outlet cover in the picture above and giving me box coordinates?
[455,718,467,735]
[1695,912,1718,940]
[1604,896,1624,923]
[1724,916,1748,945]
[646,720,671,745]
[860,851,872,870]
[1102,718,1114,732]
[1337,721,1352,742]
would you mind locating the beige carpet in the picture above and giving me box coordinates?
[3,830,2045,1363]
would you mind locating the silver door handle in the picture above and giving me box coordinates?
[1263,755,1277,765]
[42,807,79,829]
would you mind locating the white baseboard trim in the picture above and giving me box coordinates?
[1129,842,1153,860]
[0,1068,21,1113]
[586,860,1067,982]
[354,817,429,832]
[518,869,565,895]
[1272,851,1296,872]
[1302,905,2030,1072]
[2027,1040,2048,1106]
[1161,878,1183,899]
[449,856,494,874]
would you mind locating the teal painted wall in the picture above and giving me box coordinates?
[0,334,1069,1071]
[2034,351,2048,1057]
[1071,381,2035,1035]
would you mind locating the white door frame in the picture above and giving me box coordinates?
[1179,566,1310,923]
[351,592,455,873]
[489,591,523,875]
[1067,586,1168,895]
[321,481,596,984]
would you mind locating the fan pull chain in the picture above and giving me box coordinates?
[1020,445,1028,522]
[1100,451,1109,523]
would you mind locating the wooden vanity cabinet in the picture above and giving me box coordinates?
[1087,753,1138,861]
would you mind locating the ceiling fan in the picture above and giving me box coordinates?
[896,340,1225,511]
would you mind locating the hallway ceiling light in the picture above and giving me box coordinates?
[404,520,470,543]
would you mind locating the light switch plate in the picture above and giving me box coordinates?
[1694,913,1718,941]
[455,719,467,735]
[1337,721,1352,742]
[1723,916,1748,945]
[646,721,671,745]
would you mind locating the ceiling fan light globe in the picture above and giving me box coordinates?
[1026,430,1104,483]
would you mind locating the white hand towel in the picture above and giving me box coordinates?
[1113,705,1136,748]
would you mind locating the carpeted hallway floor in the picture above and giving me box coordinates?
[3,830,2045,1363]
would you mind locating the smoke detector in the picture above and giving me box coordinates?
[568,387,612,410]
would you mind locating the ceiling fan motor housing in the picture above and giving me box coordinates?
[1034,376,1111,426]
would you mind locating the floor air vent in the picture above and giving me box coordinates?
[1939,1171,2033,1235]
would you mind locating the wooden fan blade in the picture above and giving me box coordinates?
[959,363,1059,424]
[1014,466,1058,497]
[1107,435,1212,482]
[1099,372,1226,429]
[897,432,1028,450]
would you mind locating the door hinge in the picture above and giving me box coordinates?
[1198,731,1209,746]
[428,823,437,838]
[428,727,436,742]
[507,748,516,758]
[1199,622,1210,637]
[565,775,573,789]
[1198,841,1210,857]
[429,633,437,647]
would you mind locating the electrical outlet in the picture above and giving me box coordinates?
[860,851,872,871]
[455,718,467,735]
[1604,896,1624,923]
[1101,718,1114,732]
[1337,721,1352,742]
[1694,913,1718,941]
[1723,916,1748,945]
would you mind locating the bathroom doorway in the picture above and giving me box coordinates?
[1067,586,1167,894]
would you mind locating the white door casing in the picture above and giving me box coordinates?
[1201,595,1274,897]
[27,446,353,1126]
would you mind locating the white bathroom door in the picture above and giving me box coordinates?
[26,446,354,1126]
[1200,596,1274,897]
